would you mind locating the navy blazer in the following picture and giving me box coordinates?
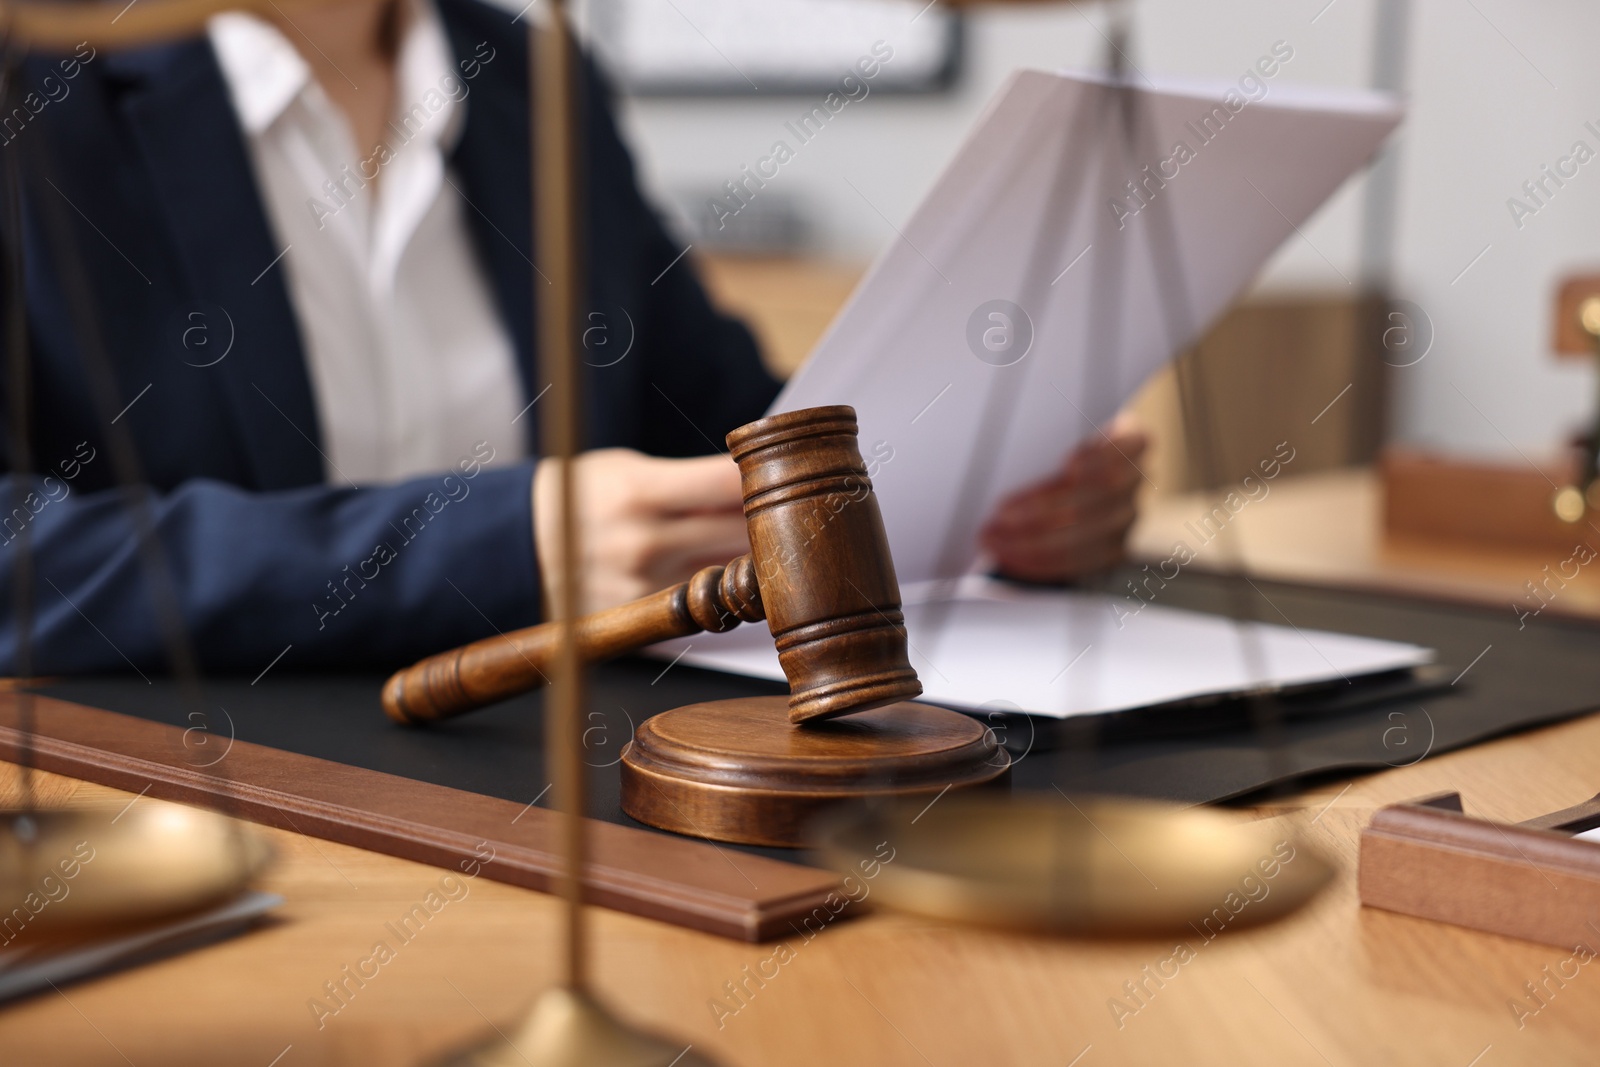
[0,0,780,675]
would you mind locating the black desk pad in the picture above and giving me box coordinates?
[35,572,1600,858]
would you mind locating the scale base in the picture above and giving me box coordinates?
[436,987,718,1067]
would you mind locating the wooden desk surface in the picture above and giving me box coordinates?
[6,699,1600,1067]
[1132,466,1600,620]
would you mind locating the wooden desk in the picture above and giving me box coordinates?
[6,700,1600,1066]
[1132,466,1600,620]
[7,293,1598,1061]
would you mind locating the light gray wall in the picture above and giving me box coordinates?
[587,0,1600,460]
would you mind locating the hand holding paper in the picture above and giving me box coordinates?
[982,412,1148,582]
[771,67,1403,583]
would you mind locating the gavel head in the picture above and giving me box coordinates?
[727,405,922,723]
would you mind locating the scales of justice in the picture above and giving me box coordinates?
[0,0,1335,1063]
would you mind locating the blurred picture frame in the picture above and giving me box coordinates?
[586,0,963,96]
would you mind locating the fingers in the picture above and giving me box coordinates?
[989,425,1149,528]
[1062,423,1149,484]
[1104,410,1149,450]
[984,498,1136,560]
[560,511,752,613]
[638,513,753,586]
[984,501,1138,583]
[982,415,1147,583]
[536,450,750,614]
[621,454,749,586]
[984,465,1140,538]
[625,452,744,515]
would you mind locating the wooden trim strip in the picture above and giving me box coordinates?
[0,693,844,942]
[1359,801,1600,950]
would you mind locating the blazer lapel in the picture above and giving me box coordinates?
[105,41,325,490]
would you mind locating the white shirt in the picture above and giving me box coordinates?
[209,4,527,485]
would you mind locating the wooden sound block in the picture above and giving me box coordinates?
[620,697,1010,848]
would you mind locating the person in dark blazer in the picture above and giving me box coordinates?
[0,0,1145,678]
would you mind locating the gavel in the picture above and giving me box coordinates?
[382,405,923,726]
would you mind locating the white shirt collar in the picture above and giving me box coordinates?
[208,0,464,150]
[208,9,310,135]
[394,0,467,151]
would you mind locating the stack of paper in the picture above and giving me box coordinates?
[655,578,1432,719]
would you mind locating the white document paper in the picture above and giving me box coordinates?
[653,578,1433,720]
[772,69,1403,583]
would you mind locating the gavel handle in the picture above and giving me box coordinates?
[382,555,764,724]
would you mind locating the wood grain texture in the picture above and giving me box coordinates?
[14,699,1600,1064]
[381,559,764,724]
[1360,801,1600,951]
[726,406,921,724]
[0,692,843,942]
[619,697,1009,847]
